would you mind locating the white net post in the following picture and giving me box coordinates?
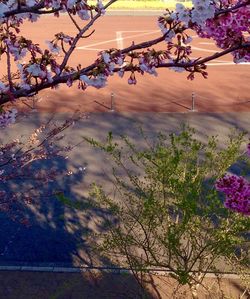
[110,92,115,112]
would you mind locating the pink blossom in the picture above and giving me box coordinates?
[216,174,250,216]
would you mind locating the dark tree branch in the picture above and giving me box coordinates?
[3,1,61,17]
[157,42,250,68]
[216,0,250,16]
[1,41,249,105]
[66,9,81,32]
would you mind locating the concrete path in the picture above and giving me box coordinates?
[0,112,249,266]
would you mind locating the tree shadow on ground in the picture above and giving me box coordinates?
[0,271,160,299]
[0,110,249,299]
[0,270,247,299]
[0,112,166,299]
[0,112,115,268]
[1,111,249,267]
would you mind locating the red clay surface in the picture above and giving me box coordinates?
[9,15,250,112]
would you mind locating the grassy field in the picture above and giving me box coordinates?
[89,0,193,10]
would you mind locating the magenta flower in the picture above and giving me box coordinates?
[216,174,250,216]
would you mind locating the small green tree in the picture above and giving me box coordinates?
[85,126,250,298]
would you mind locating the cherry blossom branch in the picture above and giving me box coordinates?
[0,0,249,106]
[156,42,250,69]
[3,1,61,17]
[1,41,249,105]
[120,23,181,54]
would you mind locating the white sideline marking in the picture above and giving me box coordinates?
[76,30,159,50]
[78,47,104,51]
[207,62,250,66]
[188,55,230,63]
[192,46,217,53]
[213,59,232,63]
[199,42,215,45]
[116,31,124,49]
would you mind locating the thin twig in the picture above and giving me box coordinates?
[58,0,118,74]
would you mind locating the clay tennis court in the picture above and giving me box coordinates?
[15,13,250,113]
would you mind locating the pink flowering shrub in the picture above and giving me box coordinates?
[216,144,250,216]
[216,174,250,215]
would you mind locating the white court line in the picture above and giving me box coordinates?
[116,31,124,49]
[78,48,105,51]
[76,30,159,50]
[189,57,235,63]
[209,59,233,63]
[191,46,217,53]
[77,32,217,53]
[199,42,214,45]
[207,62,250,66]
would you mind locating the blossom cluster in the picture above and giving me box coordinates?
[0,1,106,23]
[216,174,250,216]
[79,50,124,87]
[174,0,215,26]
[160,0,250,64]
[193,3,250,63]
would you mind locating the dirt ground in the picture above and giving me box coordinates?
[0,270,248,299]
